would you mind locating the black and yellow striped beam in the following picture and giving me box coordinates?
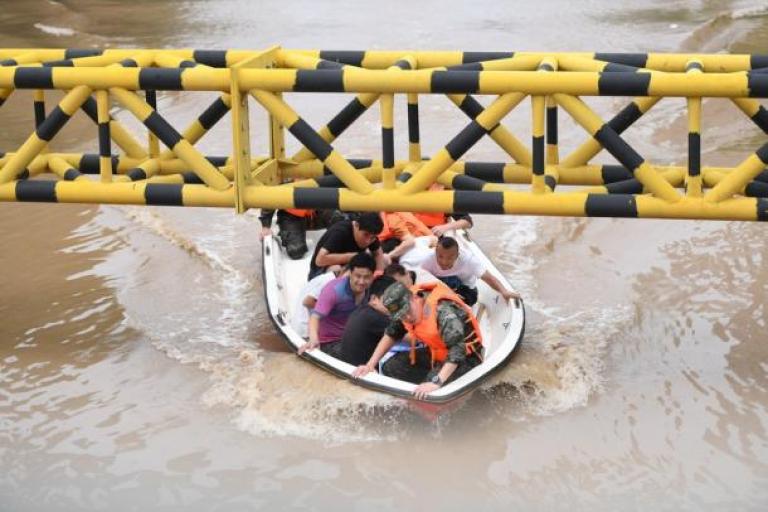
[685,60,703,197]
[400,93,526,194]
[554,93,680,202]
[109,87,230,190]
[250,89,373,194]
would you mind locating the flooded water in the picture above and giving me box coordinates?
[1,0,767,510]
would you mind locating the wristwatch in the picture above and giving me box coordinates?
[429,374,443,386]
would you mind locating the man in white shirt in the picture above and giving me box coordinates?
[290,265,342,338]
[420,236,519,306]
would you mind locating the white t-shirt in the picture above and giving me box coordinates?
[399,236,435,269]
[420,250,486,288]
[290,272,336,338]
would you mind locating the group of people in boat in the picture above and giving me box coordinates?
[261,206,520,398]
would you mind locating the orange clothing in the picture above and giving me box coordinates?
[402,281,483,366]
[379,212,433,241]
[413,212,447,228]
[285,208,314,218]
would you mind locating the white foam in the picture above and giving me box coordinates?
[33,23,75,37]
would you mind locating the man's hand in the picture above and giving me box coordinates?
[413,382,440,400]
[352,364,375,379]
[260,226,272,240]
[297,340,319,355]
[431,224,449,237]
[501,289,521,302]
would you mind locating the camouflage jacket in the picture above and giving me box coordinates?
[384,296,474,365]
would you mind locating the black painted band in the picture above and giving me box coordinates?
[294,70,345,92]
[36,106,70,142]
[193,50,227,68]
[182,172,205,184]
[289,118,333,161]
[605,178,643,194]
[748,73,768,97]
[197,97,230,130]
[458,95,484,119]
[594,53,648,68]
[34,101,46,128]
[327,97,367,137]
[140,69,184,91]
[547,107,558,144]
[594,126,645,172]
[16,180,57,202]
[294,187,340,209]
[128,168,147,181]
[144,111,183,149]
[382,127,394,168]
[319,51,365,67]
[445,121,486,160]
[544,175,557,191]
[585,194,638,217]
[607,102,643,133]
[63,168,81,181]
[750,106,768,134]
[688,133,701,176]
[454,191,504,213]
[464,162,505,182]
[145,184,184,206]
[602,164,634,183]
[14,68,53,89]
[407,103,420,143]
[462,52,514,63]
[431,71,480,93]
[452,174,487,191]
[98,123,111,156]
[598,73,651,96]
[532,135,545,175]
[65,49,102,59]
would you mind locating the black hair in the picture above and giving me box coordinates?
[348,251,376,272]
[438,236,459,251]
[408,270,417,284]
[369,275,397,297]
[356,212,384,235]
[384,262,407,277]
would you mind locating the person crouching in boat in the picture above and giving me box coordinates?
[298,252,376,357]
[259,209,343,260]
[422,236,520,306]
[352,281,482,400]
[308,212,386,280]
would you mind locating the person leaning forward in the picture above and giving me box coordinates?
[307,212,386,280]
[352,281,484,400]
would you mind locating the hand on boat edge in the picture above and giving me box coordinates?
[352,364,375,379]
[413,382,441,400]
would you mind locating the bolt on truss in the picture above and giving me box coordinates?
[0,47,767,221]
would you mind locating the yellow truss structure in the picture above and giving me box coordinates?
[0,47,767,221]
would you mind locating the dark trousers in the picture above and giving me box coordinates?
[381,347,481,384]
[277,210,343,260]
[436,276,479,306]
[319,340,343,358]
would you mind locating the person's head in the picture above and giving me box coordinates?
[368,275,397,312]
[384,262,413,287]
[435,236,460,270]
[347,252,376,293]
[353,212,384,248]
[381,281,421,323]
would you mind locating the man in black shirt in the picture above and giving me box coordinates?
[338,276,396,366]
[308,212,386,280]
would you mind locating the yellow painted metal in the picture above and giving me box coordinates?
[705,153,768,203]
[96,90,112,183]
[250,89,373,194]
[0,85,92,184]
[554,93,681,202]
[560,97,660,167]
[380,93,395,189]
[401,92,526,194]
[686,60,703,197]
[110,87,230,190]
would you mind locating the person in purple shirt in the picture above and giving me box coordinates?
[298,252,376,357]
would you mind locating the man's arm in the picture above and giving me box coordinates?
[314,247,357,268]
[387,234,416,260]
[298,313,322,354]
[352,333,397,377]
[431,213,473,236]
[480,271,520,301]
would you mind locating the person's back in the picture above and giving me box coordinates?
[338,276,396,365]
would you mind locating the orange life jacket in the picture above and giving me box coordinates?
[379,212,432,241]
[413,212,447,228]
[285,208,314,218]
[402,281,483,367]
